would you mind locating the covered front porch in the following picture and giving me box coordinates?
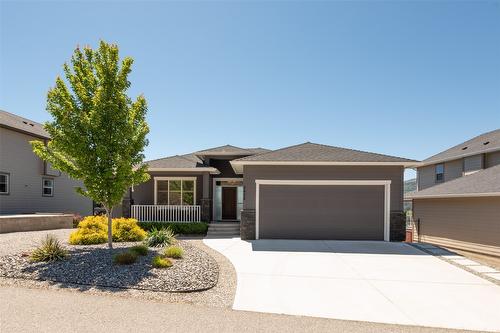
[128,174,243,223]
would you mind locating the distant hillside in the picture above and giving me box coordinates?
[404,178,416,193]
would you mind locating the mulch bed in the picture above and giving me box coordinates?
[0,241,218,292]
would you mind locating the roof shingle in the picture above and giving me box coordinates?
[194,145,269,156]
[422,129,500,166]
[233,142,418,163]
[0,110,49,139]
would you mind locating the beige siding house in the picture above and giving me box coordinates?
[408,129,500,257]
[0,110,92,216]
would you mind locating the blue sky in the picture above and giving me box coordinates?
[1,1,499,180]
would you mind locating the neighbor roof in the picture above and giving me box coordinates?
[0,110,49,139]
[421,129,500,166]
[194,144,270,156]
[408,164,500,199]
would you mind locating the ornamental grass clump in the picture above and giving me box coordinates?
[113,251,138,265]
[145,227,176,248]
[163,245,184,259]
[30,235,68,262]
[112,218,146,242]
[152,255,172,268]
[130,244,148,256]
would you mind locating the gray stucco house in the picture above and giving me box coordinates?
[407,129,500,256]
[126,142,418,241]
[0,110,92,216]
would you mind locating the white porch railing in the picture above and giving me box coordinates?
[131,205,201,223]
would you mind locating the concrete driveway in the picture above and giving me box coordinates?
[203,238,500,332]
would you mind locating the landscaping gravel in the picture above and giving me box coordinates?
[0,229,236,308]
[0,240,218,292]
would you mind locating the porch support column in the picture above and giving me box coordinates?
[200,172,211,222]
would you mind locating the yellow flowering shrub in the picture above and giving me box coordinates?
[69,216,146,245]
[69,215,108,245]
[112,218,146,242]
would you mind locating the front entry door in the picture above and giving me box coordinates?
[222,187,237,220]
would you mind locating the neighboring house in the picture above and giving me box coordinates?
[408,129,500,256]
[0,110,92,216]
[126,142,417,241]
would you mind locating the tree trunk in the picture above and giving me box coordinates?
[105,206,113,249]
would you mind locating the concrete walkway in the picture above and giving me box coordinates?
[204,238,500,332]
[0,286,477,333]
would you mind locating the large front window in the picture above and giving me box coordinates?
[155,178,196,205]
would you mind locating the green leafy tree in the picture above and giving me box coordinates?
[31,41,150,248]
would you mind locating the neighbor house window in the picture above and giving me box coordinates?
[0,172,9,194]
[155,178,196,205]
[435,164,444,183]
[42,178,54,196]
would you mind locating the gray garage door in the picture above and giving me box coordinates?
[258,185,385,240]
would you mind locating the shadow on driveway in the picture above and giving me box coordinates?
[246,239,439,255]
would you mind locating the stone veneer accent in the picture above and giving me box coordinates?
[201,198,211,223]
[240,209,256,240]
[390,210,406,241]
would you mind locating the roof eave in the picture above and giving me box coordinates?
[421,147,500,167]
[0,124,50,140]
[230,160,422,174]
[147,167,220,174]
[408,192,500,199]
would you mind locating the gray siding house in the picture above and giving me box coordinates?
[126,142,417,241]
[0,110,92,216]
[408,129,500,256]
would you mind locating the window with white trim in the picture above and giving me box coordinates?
[0,173,9,194]
[155,178,196,205]
[42,178,54,197]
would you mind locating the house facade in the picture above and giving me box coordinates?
[127,142,417,241]
[0,110,92,216]
[408,129,500,256]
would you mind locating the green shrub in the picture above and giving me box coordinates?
[113,251,138,265]
[30,235,68,262]
[112,218,147,242]
[130,244,148,256]
[145,227,177,248]
[152,255,172,268]
[69,216,108,245]
[138,222,208,235]
[163,245,184,259]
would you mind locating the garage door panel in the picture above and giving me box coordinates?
[259,185,384,240]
